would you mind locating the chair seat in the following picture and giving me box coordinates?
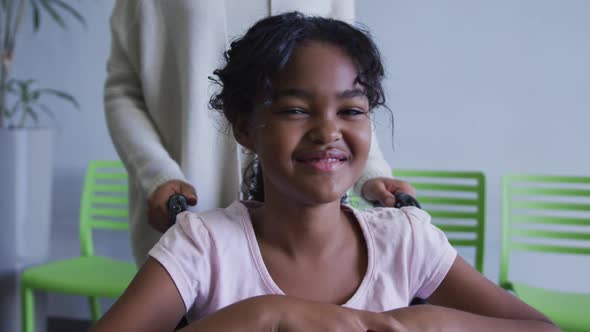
[21,255,137,298]
[513,282,590,332]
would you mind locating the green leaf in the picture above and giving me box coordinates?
[31,90,41,100]
[48,0,86,26]
[39,88,80,109]
[18,82,31,103]
[8,101,22,117]
[3,76,81,128]
[31,0,42,31]
[38,103,57,123]
[38,0,66,28]
[25,105,39,125]
[14,78,35,87]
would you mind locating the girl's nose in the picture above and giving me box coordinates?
[307,118,342,144]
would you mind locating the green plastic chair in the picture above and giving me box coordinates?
[350,169,486,272]
[20,160,137,332]
[501,174,590,332]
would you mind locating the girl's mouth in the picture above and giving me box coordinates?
[294,149,349,172]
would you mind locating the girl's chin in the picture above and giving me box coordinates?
[265,177,355,205]
[292,189,350,206]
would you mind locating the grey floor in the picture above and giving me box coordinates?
[47,317,91,332]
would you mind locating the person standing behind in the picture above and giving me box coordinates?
[104,0,413,265]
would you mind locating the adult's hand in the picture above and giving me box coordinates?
[361,177,417,207]
[147,180,197,233]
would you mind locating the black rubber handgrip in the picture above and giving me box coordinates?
[167,194,188,224]
[393,192,422,209]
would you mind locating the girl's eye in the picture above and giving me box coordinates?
[281,108,308,116]
[339,108,367,117]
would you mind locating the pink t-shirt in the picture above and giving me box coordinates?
[149,200,457,322]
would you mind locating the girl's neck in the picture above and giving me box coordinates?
[250,196,356,259]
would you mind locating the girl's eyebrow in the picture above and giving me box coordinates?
[272,88,366,100]
[337,88,366,99]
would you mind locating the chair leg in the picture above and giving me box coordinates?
[88,296,102,322]
[21,286,34,332]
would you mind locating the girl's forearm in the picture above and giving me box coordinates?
[390,305,561,332]
[179,295,282,332]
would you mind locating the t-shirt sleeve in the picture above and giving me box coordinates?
[402,207,457,300]
[148,211,212,312]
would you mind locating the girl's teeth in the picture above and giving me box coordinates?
[310,158,339,162]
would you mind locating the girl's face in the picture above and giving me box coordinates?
[240,41,372,205]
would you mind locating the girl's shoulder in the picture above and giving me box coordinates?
[350,206,446,251]
[353,206,432,231]
[174,200,252,241]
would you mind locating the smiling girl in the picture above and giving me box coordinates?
[93,12,559,332]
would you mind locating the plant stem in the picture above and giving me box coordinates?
[0,60,6,128]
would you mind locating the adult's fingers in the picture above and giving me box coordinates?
[386,179,416,197]
[367,181,396,207]
[179,182,198,206]
[361,179,396,207]
[147,205,169,233]
[375,187,397,207]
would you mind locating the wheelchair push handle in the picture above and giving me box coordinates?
[393,192,421,209]
[167,194,189,225]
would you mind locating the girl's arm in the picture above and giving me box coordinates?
[389,256,560,332]
[182,296,402,332]
[92,258,278,332]
[91,258,187,331]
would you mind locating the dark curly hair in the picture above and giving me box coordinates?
[209,11,387,201]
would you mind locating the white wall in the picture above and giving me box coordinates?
[358,0,590,291]
[11,0,590,321]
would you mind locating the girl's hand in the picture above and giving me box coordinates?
[184,295,407,331]
[361,177,416,207]
[274,296,407,332]
[147,179,197,232]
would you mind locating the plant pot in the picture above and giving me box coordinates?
[0,127,55,332]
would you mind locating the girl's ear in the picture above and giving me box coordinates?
[232,117,256,152]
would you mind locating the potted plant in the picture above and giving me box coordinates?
[0,0,85,263]
[0,1,84,330]
[0,0,85,316]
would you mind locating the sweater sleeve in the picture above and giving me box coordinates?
[353,126,393,196]
[104,0,187,197]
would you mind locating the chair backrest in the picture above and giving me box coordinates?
[79,160,129,256]
[500,174,590,289]
[395,169,487,273]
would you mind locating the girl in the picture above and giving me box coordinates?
[93,12,559,332]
